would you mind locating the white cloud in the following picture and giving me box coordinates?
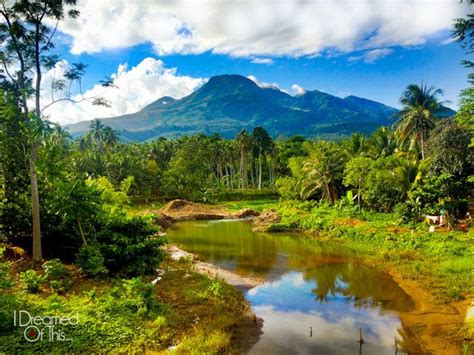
[247,75,280,90]
[348,48,393,63]
[41,58,205,125]
[55,0,468,58]
[250,57,273,65]
[291,84,306,96]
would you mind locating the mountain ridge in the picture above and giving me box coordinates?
[66,74,450,141]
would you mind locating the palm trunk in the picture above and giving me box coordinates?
[420,130,425,160]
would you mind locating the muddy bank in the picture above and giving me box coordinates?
[164,244,265,289]
[248,208,472,353]
[150,199,259,230]
[388,269,471,354]
[163,243,264,352]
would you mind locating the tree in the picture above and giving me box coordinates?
[453,1,474,180]
[0,1,109,263]
[367,127,397,159]
[251,127,273,190]
[425,120,473,197]
[236,129,252,189]
[302,141,346,202]
[343,157,373,207]
[395,83,444,159]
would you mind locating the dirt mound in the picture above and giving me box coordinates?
[161,199,260,222]
[234,208,260,218]
[162,199,191,212]
[252,209,280,232]
[153,213,175,230]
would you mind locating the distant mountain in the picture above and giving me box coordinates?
[67,74,451,141]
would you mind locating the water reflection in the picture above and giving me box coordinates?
[167,220,415,354]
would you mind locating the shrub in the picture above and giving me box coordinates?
[19,270,45,293]
[0,247,13,292]
[42,259,72,293]
[76,244,108,278]
[90,215,165,277]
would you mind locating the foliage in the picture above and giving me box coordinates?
[395,83,444,159]
[42,259,72,293]
[92,215,165,277]
[19,270,45,293]
[76,244,108,278]
[0,247,14,292]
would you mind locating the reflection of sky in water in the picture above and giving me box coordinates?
[247,272,401,354]
[167,220,410,354]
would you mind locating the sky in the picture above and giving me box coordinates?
[41,0,472,125]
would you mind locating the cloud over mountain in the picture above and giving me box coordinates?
[57,0,468,59]
[41,58,205,125]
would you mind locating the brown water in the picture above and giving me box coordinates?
[167,219,415,354]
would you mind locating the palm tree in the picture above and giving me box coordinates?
[396,83,444,159]
[368,127,397,158]
[88,119,105,148]
[302,141,346,202]
[102,126,118,148]
[236,129,252,189]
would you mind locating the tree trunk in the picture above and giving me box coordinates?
[420,130,425,160]
[77,218,87,247]
[31,22,43,265]
[258,154,262,190]
[30,142,42,264]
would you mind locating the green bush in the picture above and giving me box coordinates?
[76,244,108,278]
[90,215,166,277]
[19,270,45,293]
[42,259,72,293]
[0,247,13,292]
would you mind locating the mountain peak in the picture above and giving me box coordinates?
[204,74,258,89]
[67,74,399,141]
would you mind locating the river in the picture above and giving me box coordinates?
[167,219,417,354]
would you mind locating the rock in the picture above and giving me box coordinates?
[252,209,280,232]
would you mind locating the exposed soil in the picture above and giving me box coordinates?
[388,269,471,354]
[155,200,259,228]
[164,244,265,289]
[147,202,472,353]
[251,208,280,232]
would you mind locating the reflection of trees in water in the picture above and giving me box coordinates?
[168,221,279,278]
[169,220,414,312]
[302,263,414,312]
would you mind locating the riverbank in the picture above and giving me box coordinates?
[0,247,261,353]
[135,198,473,353]
[257,200,473,353]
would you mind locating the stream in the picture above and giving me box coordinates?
[167,219,416,354]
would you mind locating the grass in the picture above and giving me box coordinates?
[218,198,278,212]
[0,254,254,353]
[261,200,474,301]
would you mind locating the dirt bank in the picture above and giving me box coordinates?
[162,199,259,220]
[387,269,471,354]
[164,244,265,289]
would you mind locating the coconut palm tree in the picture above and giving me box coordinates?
[236,129,252,189]
[396,83,444,159]
[302,141,346,202]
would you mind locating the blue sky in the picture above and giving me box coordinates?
[57,37,468,109]
[42,0,471,124]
